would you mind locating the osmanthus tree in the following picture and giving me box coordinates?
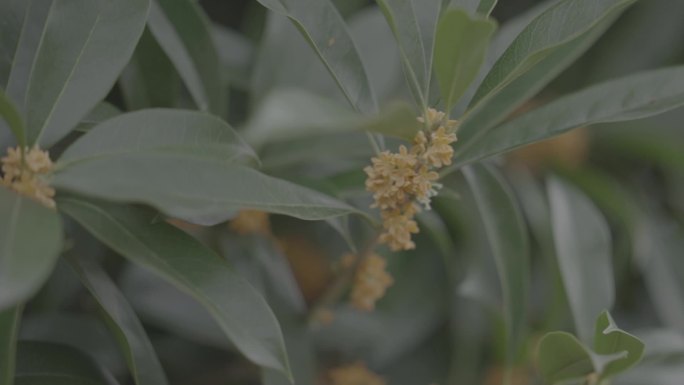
[0,0,683,384]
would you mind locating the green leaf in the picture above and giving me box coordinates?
[547,177,614,343]
[15,341,118,385]
[244,89,419,148]
[74,103,121,134]
[0,186,63,311]
[594,311,645,379]
[0,306,21,385]
[433,9,496,111]
[211,24,254,91]
[470,0,636,106]
[58,197,291,377]
[53,154,362,225]
[456,66,684,166]
[21,0,150,147]
[463,164,529,361]
[538,332,595,384]
[256,0,378,114]
[0,89,25,147]
[57,109,256,167]
[119,28,180,111]
[450,0,635,164]
[148,0,224,115]
[375,0,429,105]
[449,0,497,15]
[67,258,169,385]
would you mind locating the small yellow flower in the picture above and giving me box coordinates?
[1,146,55,208]
[329,362,385,385]
[364,108,457,251]
[229,209,271,235]
[350,253,394,311]
[379,210,419,251]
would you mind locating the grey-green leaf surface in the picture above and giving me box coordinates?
[15,341,118,385]
[0,306,21,385]
[463,164,529,361]
[548,177,614,343]
[58,109,256,167]
[470,0,637,106]
[68,258,169,385]
[58,197,292,377]
[450,0,497,15]
[22,0,150,147]
[375,0,429,105]
[456,66,684,166]
[0,89,25,147]
[256,0,378,114]
[53,153,362,225]
[148,0,223,115]
[448,14,620,169]
[434,9,496,111]
[0,187,63,311]
[119,28,180,111]
[538,332,595,384]
[594,311,644,379]
[244,89,419,148]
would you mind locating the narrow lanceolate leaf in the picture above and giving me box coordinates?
[548,177,614,343]
[433,9,496,111]
[470,0,636,106]
[148,0,223,115]
[0,187,62,311]
[58,197,292,378]
[68,258,169,385]
[16,341,119,385]
[456,66,684,166]
[594,311,645,380]
[0,306,22,385]
[538,332,595,384]
[463,164,529,361]
[0,89,25,147]
[22,0,150,147]
[375,0,429,105]
[57,109,257,166]
[451,0,635,162]
[256,0,378,114]
[119,29,180,111]
[449,0,497,15]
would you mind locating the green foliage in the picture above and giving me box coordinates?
[0,0,683,383]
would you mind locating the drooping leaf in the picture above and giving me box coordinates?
[0,89,25,147]
[57,197,293,377]
[547,177,614,343]
[15,341,118,385]
[593,311,645,379]
[456,66,684,166]
[119,28,180,111]
[0,187,63,311]
[53,153,362,226]
[19,0,150,147]
[463,164,529,361]
[256,0,378,114]
[433,9,496,111]
[148,0,224,115]
[538,332,595,384]
[0,306,22,385]
[57,109,256,167]
[67,258,169,385]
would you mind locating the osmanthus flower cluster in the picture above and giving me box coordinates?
[365,108,458,251]
[346,108,458,312]
[1,146,56,208]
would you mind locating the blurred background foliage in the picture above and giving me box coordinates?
[11,0,684,384]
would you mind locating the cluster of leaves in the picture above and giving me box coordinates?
[1,0,684,384]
